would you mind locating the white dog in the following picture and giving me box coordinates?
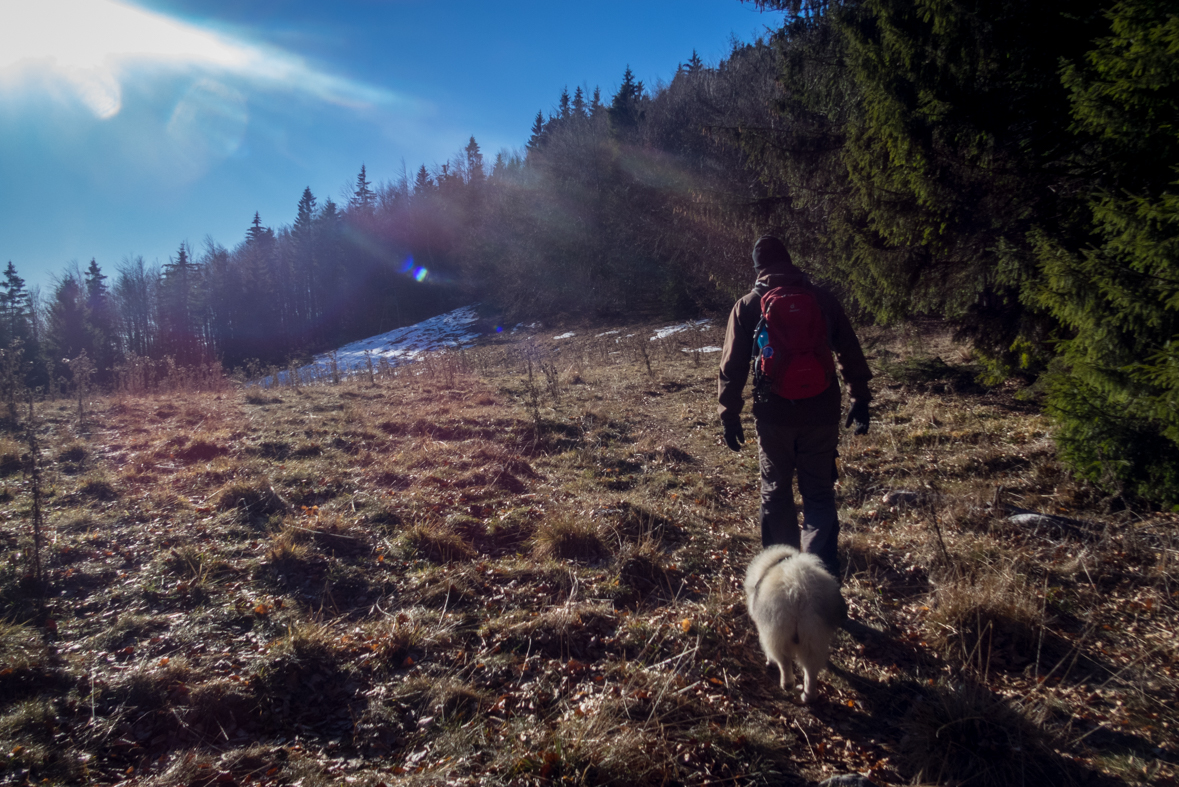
[744,544,846,703]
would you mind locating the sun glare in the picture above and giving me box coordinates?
[0,0,397,119]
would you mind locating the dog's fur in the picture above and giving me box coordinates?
[744,544,846,703]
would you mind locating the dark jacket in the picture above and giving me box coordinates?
[718,270,872,428]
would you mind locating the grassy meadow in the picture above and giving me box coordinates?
[0,318,1176,786]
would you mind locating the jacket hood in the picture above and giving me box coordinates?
[752,235,799,273]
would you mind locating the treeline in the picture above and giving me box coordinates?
[1,41,784,390]
[2,162,466,392]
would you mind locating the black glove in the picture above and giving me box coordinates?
[845,399,869,435]
[723,422,746,451]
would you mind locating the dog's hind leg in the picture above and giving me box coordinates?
[798,646,827,703]
[774,656,794,691]
[799,663,818,703]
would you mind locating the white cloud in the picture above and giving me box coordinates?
[0,0,405,118]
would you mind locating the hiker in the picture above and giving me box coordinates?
[718,235,872,579]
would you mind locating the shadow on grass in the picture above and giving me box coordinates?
[819,663,1120,787]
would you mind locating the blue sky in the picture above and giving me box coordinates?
[0,0,782,293]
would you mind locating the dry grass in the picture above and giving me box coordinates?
[0,316,1174,786]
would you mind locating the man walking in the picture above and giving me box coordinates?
[719,236,872,579]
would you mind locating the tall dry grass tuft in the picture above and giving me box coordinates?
[213,479,288,523]
[925,561,1044,671]
[531,514,608,563]
[612,536,677,608]
[401,522,476,563]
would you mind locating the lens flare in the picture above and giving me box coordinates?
[399,257,415,274]
[167,78,248,177]
[414,267,428,282]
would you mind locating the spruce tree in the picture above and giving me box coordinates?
[465,136,485,188]
[46,273,90,367]
[159,243,204,364]
[413,165,434,195]
[247,212,274,246]
[313,198,344,346]
[590,86,603,117]
[609,66,644,133]
[526,111,548,153]
[291,188,318,337]
[0,262,30,349]
[1033,0,1179,500]
[84,259,118,384]
[293,188,317,242]
[349,164,376,214]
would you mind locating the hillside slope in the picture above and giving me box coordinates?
[0,319,1175,786]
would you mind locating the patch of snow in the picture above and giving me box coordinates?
[651,319,711,341]
[682,346,722,354]
[263,305,482,386]
[258,309,720,388]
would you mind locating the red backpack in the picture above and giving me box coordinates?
[753,285,835,400]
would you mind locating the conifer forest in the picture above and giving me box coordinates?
[3,0,1178,500]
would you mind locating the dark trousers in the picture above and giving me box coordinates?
[755,419,841,579]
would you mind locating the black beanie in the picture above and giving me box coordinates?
[752,235,796,272]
